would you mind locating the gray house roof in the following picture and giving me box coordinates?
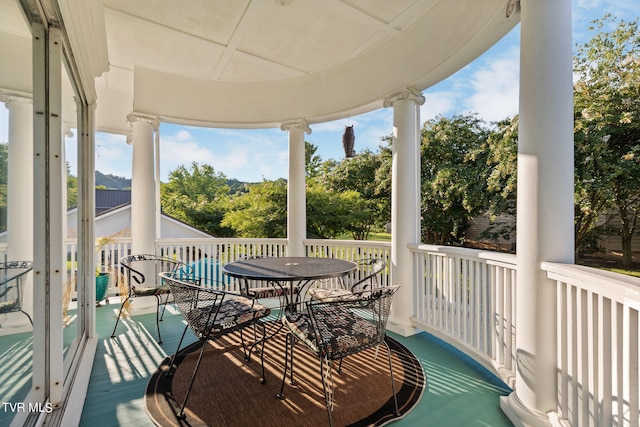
[96,189,131,215]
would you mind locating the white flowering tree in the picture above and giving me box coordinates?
[574,15,640,265]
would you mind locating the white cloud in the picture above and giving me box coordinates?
[175,130,191,141]
[421,92,458,121]
[161,139,217,171]
[465,51,520,122]
[311,118,351,133]
[159,127,290,182]
[95,133,131,178]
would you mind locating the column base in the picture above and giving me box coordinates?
[386,317,418,337]
[500,392,554,427]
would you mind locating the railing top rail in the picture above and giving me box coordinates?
[543,261,640,309]
[409,243,516,266]
[304,239,391,249]
[155,237,288,244]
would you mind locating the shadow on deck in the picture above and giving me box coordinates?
[76,300,513,426]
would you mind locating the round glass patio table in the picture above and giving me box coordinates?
[222,257,357,312]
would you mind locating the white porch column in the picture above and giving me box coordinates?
[384,87,424,336]
[1,94,34,263]
[281,119,310,257]
[501,1,574,426]
[0,94,34,328]
[127,113,159,255]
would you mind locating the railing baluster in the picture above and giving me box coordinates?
[629,307,639,427]
[602,296,613,427]
[616,302,624,426]
[408,244,518,388]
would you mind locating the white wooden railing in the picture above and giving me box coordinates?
[304,238,391,289]
[78,237,392,297]
[408,244,518,386]
[543,262,640,427]
[156,237,288,291]
[62,237,640,426]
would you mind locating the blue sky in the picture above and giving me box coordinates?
[2,0,639,183]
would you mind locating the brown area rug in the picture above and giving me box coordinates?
[145,326,424,427]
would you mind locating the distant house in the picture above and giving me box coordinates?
[65,189,213,240]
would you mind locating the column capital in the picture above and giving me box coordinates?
[383,87,425,108]
[0,93,33,105]
[280,119,312,134]
[127,112,160,129]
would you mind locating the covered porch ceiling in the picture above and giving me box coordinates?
[1,0,519,133]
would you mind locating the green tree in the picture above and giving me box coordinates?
[574,15,640,265]
[573,130,615,255]
[420,114,491,245]
[321,149,390,233]
[306,183,348,239]
[221,179,287,238]
[478,116,518,243]
[161,162,232,236]
[66,162,77,210]
[306,182,375,240]
[305,141,322,179]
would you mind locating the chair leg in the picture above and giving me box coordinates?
[277,333,292,399]
[288,335,297,386]
[165,323,190,377]
[20,310,33,325]
[110,295,131,338]
[384,339,399,416]
[258,322,267,384]
[158,292,171,321]
[154,295,163,344]
[319,357,335,427]
[176,339,207,420]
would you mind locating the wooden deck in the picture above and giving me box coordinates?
[0,300,513,426]
[75,300,514,426]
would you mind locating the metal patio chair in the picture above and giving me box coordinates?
[161,272,271,420]
[0,261,34,325]
[111,254,190,344]
[307,258,386,302]
[277,285,400,427]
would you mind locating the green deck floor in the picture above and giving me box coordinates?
[0,300,514,426]
[77,302,514,427]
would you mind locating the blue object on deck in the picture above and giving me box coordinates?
[187,258,227,289]
[95,273,110,302]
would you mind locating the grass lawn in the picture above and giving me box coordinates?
[335,232,391,241]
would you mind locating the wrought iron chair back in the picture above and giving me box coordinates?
[343,258,386,292]
[160,272,271,420]
[278,285,400,427]
[0,261,34,325]
[309,258,386,302]
[111,254,190,344]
